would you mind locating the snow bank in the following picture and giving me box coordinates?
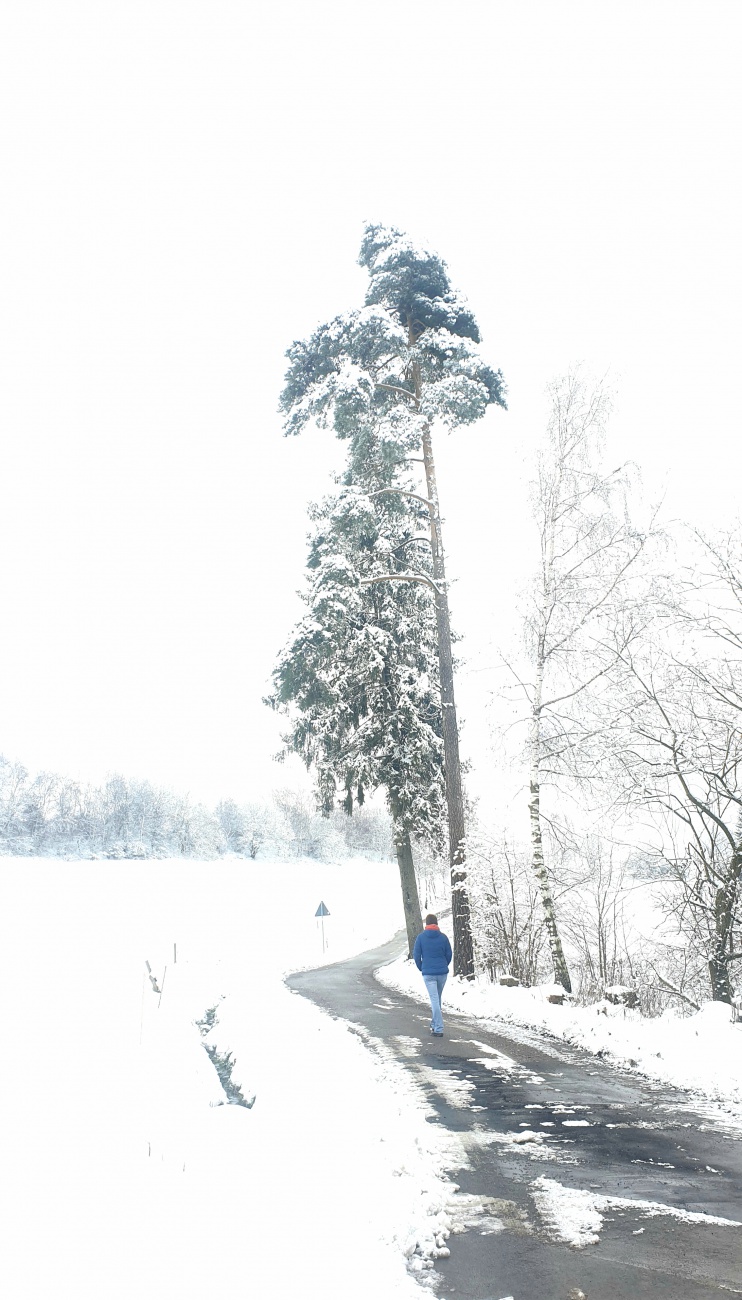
[377,953,742,1119]
[0,858,458,1299]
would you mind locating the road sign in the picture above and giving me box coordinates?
[315,901,330,953]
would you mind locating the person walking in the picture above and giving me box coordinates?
[412,913,452,1037]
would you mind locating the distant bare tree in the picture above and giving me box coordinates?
[610,531,742,1004]
[240,804,269,858]
[216,798,247,854]
[23,771,60,851]
[561,838,638,999]
[468,834,547,986]
[0,757,29,846]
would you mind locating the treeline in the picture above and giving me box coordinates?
[0,760,394,863]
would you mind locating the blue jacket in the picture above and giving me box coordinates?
[413,925,452,976]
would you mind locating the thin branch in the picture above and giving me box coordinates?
[370,487,435,510]
[649,966,701,1011]
[541,660,620,711]
[361,573,443,595]
[498,653,535,705]
[391,535,432,555]
[375,382,417,402]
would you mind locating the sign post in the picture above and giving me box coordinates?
[315,901,330,953]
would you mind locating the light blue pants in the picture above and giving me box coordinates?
[423,973,447,1034]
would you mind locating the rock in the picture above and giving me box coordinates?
[499,975,520,987]
[692,1000,736,1029]
[604,986,639,1009]
[540,983,574,1005]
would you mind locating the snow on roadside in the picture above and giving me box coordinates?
[377,952,742,1120]
[530,1175,741,1249]
[0,858,462,1300]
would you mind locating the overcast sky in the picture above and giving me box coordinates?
[0,1,740,806]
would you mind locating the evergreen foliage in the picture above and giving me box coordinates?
[280,224,505,448]
[269,473,446,852]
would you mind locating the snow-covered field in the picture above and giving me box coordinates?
[379,952,742,1121]
[4,858,741,1299]
[0,858,459,1300]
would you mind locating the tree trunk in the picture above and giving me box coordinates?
[395,829,424,957]
[708,950,733,1004]
[709,849,740,1003]
[396,318,475,979]
[420,419,475,978]
[529,655,573,993]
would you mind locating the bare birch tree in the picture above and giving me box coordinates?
[504,370,651,991]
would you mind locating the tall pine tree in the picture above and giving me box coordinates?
[278,225,506,976]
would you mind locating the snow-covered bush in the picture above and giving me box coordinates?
[467,831,549,986]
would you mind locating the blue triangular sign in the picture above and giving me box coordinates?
[315,901,330,917]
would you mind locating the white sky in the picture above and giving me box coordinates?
[0,0,740,806]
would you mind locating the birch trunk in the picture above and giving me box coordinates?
[529,648,573,992]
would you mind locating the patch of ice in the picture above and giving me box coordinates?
[467,1128,574,1164]
[471,1052,517,1072]
[413,1065,478,1111]
[531,1176,742,1249]
[530,1178,604,1248]
[391,1035,422,1058]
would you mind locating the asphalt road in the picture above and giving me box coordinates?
[288,934,742,1300]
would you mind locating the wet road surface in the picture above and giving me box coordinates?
[288,934,742,1299]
